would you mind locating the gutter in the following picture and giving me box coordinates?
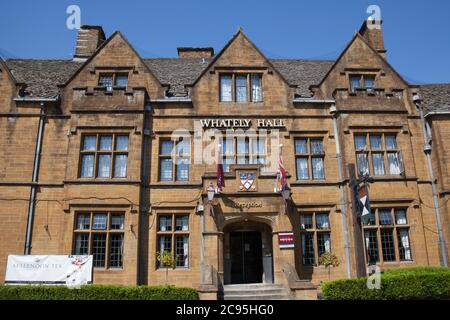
[14,97,58,102]
[425,111,450,118]
[414,95,449,267]
[152,98,192,103]
[24,102,46,255]
[330,102,352,278]
[293,98,335,103]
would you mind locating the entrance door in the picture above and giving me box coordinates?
[229,231,263,284]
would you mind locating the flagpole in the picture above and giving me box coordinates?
[275,144,282,192]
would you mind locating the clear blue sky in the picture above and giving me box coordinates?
[0,0,449,84]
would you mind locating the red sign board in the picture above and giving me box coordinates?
[278,232,295,249]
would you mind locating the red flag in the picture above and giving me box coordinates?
[217,163,225,192]
[278,149,286,191]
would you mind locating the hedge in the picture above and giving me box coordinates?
[0,285,199,300]
[321,267,450,300]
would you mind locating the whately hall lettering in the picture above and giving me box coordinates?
[199,119,285,129]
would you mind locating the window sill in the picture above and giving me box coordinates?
[93,267,124,272]
[370,176,417,182]
[156,267,190,271]
[291,180,336,186]
[65,179,140,185]
[150,182,202,188]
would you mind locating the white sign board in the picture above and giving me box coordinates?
[5,255,93,286]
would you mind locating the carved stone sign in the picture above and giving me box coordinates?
[230,201,263,209]
[199,119,285,129]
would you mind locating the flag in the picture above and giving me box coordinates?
[217,163,224,192]
[357,183,371,224]
[278,147,287,191]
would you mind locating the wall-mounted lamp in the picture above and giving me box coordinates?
[281,186,292,215]
[207,182,216,203]
[281,186,292,201]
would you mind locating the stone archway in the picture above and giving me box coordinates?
[222,219,274,284]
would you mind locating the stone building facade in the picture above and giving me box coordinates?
[0,22,449,298]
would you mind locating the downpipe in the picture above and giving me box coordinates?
[330,104,352,278]
[414,95,448,267]
[24,102,45,255]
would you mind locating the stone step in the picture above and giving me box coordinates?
[224,288,288,295]
[223,284,286,291]
[223,293,290,300]
[221,283,290,300]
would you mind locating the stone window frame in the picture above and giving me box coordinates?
[347,71,378,93]
[78,132,130,179]
[72,211,126,269]
[219,72,264,103]
[362,207,413,265]
[299,211,332,267]
[294,136,326,181]
[156,213,190,269]
[97,72,129,90]
[353,132,404,178]
[158,137,191,182]
[219,134,267,172]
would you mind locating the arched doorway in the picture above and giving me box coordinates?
[223,219,273,284]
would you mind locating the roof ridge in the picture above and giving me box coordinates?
[270,58,335,62]
[5,58,78,62]
[420,83,450,86]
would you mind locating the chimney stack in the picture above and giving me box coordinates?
[177,47,214,59]
[73,25,106,62]
[359,20,386,59]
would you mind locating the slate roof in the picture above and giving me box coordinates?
[4,57,334,98]
[4,58,449,107]
[6,59,83,98]
[143,58,211,97]
[419,84,450,114]
[270,59,334,97]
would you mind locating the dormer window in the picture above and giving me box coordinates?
[219,73,263,103]
[350,75,375,92]
[98,73,129,91]
[98,74,113,90]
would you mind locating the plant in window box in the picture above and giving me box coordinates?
[318,252,340,280]
[156,251,176,284]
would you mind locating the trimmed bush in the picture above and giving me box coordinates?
[321,267,450,300]
[0,285,199,300]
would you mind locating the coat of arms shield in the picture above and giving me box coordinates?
[239,172,255,191]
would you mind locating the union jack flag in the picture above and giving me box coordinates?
[277,148,287,191]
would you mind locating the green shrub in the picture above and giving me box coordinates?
[0,285,199,300]
[321,267,450,300]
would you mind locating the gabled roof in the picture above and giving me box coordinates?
[190,28,293,89]
[5,27,446,101]
[315,32,410,90]
[63,31,162,90]
[4,57,334,98]
[420,83,450,114]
